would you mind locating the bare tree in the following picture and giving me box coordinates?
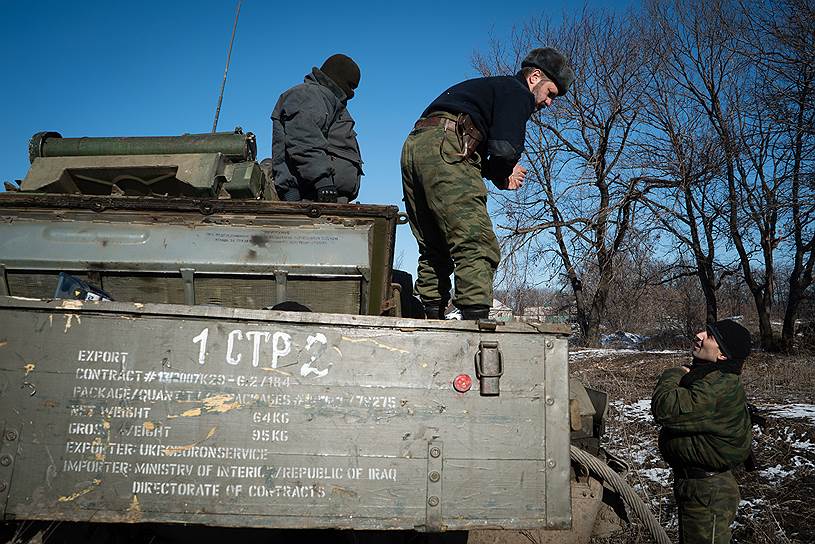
[636,32,737,324]
[478,0,812,350]
[645,0,795,349]
[475,10,653,345]
[737,0,815,349]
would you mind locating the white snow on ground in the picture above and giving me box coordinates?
[764,403,815,423]
[760,464,796,481]
[610,399,654,423]
[791,438,815,452]
[640,467,672,485]
[740,497,766,508]
[601,331,645,348]
[571,348,642,359]
[570,348,684,360]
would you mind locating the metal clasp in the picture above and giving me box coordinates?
[475,341,503,396]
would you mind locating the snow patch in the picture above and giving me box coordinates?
[601,331,645,349]
[569,348,684,361]
[640,467,672,485]
[570,348,641,359]
[791,439,815,452]
[764,403,815,423]
[610,399,654,423]
[740,497,766,508]
[760,464,796,481]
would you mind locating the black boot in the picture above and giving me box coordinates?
[422,300,446,320]
[459,305,490,320]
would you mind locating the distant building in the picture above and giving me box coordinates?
[522,306,551,319]
[519,305,572,324]
[491,299,513,321]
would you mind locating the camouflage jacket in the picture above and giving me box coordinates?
[651,366,752,472]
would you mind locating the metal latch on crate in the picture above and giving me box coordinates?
[475,340,503,396]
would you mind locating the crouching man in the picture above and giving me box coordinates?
[271,54,363,203]
[651,319,753,543]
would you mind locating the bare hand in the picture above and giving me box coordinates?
[506,164,527,191]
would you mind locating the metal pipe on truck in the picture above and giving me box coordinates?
[28,131,256,163]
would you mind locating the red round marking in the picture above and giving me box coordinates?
[453,374,472,393]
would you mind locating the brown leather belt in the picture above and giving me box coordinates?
[413,113,483,158]
[413,116,457,131]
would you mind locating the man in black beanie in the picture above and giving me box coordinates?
[401,47,574,320]
[652,319,753,543]
[271,54,363,203]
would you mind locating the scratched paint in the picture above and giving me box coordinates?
[330,485,358,498]
[59,300,83,310]
[57,478,102,502]
[23,363,35,376]
[164,427,217,456]
[127,494,142,522]
[63,314,81,333]
[259,366,291,376]
[177,394,241,418]
[340,336,410,354]
[92,437,105,462]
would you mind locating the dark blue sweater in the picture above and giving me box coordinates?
[422,74,535,183]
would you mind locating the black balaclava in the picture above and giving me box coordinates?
[320,54,360,100]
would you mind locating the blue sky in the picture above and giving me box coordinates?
[0,0,625,275]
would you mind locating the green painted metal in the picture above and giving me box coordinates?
[29,131,256,163]
[0,298,571,531]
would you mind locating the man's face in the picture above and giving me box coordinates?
[526,70,559,110]
[692,329,725,363]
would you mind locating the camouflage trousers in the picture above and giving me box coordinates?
[400,114,500,309]
[674,470,740,544]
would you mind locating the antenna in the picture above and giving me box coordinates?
[212,0,242,133]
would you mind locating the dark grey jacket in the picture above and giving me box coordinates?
[271,68,363,201]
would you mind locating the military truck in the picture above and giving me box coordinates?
[0,131,665,543]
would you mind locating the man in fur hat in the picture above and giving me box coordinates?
[652,319,753,543]
[271,54,363,203]
[401,48,574,320]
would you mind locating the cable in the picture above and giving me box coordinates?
[570,445,671,544]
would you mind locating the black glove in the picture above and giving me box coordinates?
[316,185,338,203]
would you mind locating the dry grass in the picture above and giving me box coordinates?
[570,349,815,544]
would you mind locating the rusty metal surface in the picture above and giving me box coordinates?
[0,298,570,530]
